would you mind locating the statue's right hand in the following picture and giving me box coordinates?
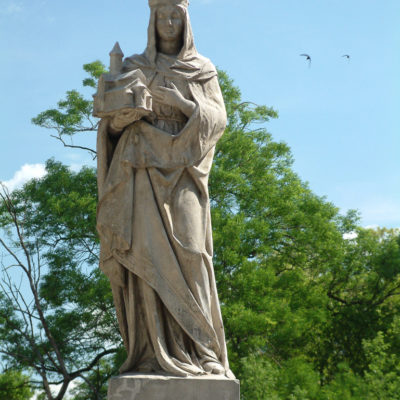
[109,109,139,134]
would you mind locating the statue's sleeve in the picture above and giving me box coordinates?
[96,119,111,197]
[96,118,132,288]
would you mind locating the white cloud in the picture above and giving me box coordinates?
[1,164,46,192]
[343,231,358,240]
[342,224,400,240]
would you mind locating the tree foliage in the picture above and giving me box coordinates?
[0,162,121,400]
[0,370,32,400]
[0,62,399,399]
[212,71,400,399]
[31,61,106,157]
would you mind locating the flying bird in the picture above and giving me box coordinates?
[300,53,311,67]
[342,54,351,62]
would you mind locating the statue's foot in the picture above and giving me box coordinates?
[203,361,225,375]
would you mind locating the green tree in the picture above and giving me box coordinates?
[0,370,32,399]
[210,71,400,398]
[0,163,121,400]
[362,317,400,399]
[32,61,106,157]
[1,61,399,399]
[212,70,342,397]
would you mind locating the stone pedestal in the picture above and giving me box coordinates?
[108,373,240,400]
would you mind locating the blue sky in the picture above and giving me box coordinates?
[1,0,399,228]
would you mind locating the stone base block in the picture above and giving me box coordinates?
[108,373,240,400]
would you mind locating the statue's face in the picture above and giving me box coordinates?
[156,5,184,42]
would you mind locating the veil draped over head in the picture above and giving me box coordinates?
[123,0,216,82]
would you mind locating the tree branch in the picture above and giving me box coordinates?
[50,134,97,158]
[69,348,118,379]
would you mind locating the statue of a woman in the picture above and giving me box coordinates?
[96,0,233,378]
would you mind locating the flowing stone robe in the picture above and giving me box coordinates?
[96,4,233,378]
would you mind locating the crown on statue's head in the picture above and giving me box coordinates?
[148,0,189,8]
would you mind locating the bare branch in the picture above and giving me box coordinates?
[0,237,30,276]
[50,134,97,158]
[0,189,70,379]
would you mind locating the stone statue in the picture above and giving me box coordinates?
[95,0,234,379]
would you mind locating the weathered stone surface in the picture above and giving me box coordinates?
[96,0,236,381]
[108,374,240,400]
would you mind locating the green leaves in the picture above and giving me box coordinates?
[0,370,32,400]
[1,62,399,399]
[213,69,400,398]
[31,62,107,157]
[0,160,120,399]
[32,61,107,136]
[82,61,108,88]
[32,90,94,136]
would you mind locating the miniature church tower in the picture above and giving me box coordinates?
[109,42,124,75]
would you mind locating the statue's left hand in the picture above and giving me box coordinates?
[152,83,196,118]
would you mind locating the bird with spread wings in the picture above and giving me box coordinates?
[300,53,312,67]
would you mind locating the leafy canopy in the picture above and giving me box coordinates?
[0,62,399,399]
